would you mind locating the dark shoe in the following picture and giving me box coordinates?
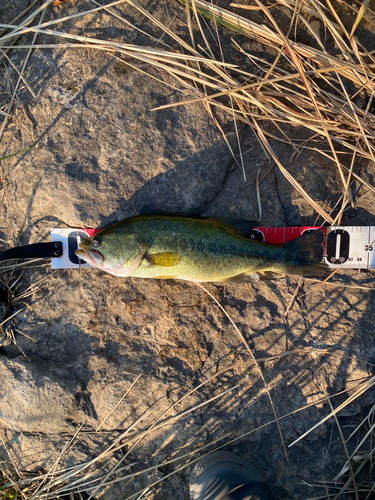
[190,450,276,500]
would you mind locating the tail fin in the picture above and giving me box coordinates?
[283,229,325,277]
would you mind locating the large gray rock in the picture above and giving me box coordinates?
[0,1,375,499]
[0,356,89,432]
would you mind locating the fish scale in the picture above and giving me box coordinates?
[72,215,324,282]
[99,216,291,281]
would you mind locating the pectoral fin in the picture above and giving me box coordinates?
[145,252,182,267]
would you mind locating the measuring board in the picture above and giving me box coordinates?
[50,226,375,270]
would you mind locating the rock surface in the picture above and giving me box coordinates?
[0,1,375,499]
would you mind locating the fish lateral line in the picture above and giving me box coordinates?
[72,215,328,281]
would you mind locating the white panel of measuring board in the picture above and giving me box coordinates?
[51,228,94,269]
[325,226,373,269]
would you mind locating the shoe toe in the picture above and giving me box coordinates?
[190,451,267,500]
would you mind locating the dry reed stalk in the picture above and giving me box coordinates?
[2,0,375,220]
[1,347,371,499]
[2,2,375,499]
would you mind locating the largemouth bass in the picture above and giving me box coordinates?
[75,215,324,282]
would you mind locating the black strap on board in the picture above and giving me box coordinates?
[0,242,63,262]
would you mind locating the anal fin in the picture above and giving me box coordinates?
[217,272,260,283]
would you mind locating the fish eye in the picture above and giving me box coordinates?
[92,238,101,248]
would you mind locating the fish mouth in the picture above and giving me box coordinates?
[75,246,104,266]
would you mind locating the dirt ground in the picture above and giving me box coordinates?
[1,1,375,499]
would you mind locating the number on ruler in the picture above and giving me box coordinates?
[68,230,90,265]
[301,229,324,263]
[326,229,350,265]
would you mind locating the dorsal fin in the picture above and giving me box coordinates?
[209,218,259,235]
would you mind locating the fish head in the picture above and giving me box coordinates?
[75,226,147,276]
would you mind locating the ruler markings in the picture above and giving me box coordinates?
[51,226,375,270]
[367,226,370,269]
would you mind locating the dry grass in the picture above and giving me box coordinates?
[1,0,375,222]
[1,0,375,499]
[0,344,372,500]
